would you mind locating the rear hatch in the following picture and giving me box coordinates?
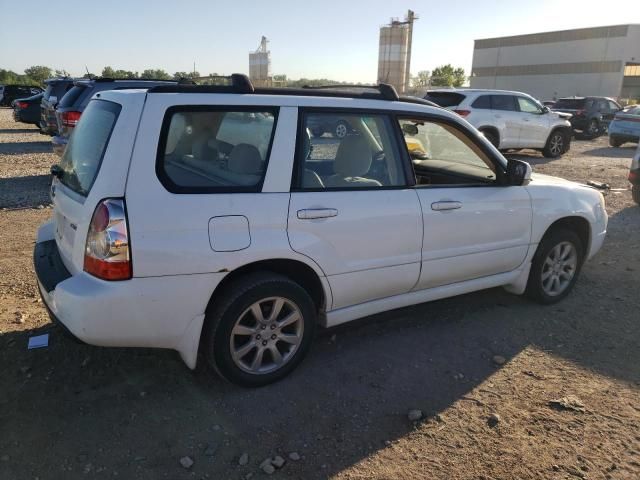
[52,99,125,273]
[56,84,91,138]
[612,106,640,131]
[424,91,467,109]
[553,98,586,115]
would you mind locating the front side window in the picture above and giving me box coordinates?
[491,95,517,111]
[398,118,498,186]
[517,96,543,114]
[158,107,277,192]
[58,100,121,196]
[296,112,407,190]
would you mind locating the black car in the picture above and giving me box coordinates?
[52,77,178,155]
[40,78,76,135]
[553,96,622,138]
[12,92,44,126]
[0,85,43,107]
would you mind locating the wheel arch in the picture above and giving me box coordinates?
[478,126,500,147]
[539,215,591,258]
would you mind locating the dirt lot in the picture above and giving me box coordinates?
[0,108,639,480]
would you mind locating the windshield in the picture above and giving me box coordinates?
[424,91,466,108]
[58,100,121,196]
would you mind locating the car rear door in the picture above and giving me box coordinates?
[490,95,520,148]
[287,109,422,310]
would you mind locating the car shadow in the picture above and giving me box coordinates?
[0,174,52,209]
[581,146,637,158]
[0,128,40,134]
[0,141,52,155]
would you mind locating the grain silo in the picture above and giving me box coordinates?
[249,36,271,87]
[377,10,417,94]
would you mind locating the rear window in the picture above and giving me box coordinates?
[471,95,491,109]
[59,85,88,108]
[555,99,585,109]
[58,100,121,196]
[157,107,278,193]
[424,91,466,108]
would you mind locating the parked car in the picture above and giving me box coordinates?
[0,85,43,106]
[553,96,622,138]
[306,114,353,138]
[629,143,640,204]
[12,92,44,126]
[542,100,556,108]
[40,78,76,135]
[52,77,178,155]
[35,76,607,387]
[608,105,640,147]
[425,89,572,158]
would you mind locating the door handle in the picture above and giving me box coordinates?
[431,201,462,211]
[297,208,338,220]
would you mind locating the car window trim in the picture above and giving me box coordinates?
[291,107,417,192]
[155,104,280,194]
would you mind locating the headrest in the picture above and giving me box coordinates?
[302,127,312,159]
[334,135,372,177]
[228,143,263,175]
[166,114,186,154]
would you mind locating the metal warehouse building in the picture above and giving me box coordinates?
[470,24,640,101]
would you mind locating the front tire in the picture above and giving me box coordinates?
[525,228,584,304]
[586,119,600,139]
[202,272,317,387]
[609,136,623,148]
[542,130,567,158]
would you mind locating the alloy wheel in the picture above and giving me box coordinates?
[335,123,348,138]
[229,297,304,374]
[550,134,564,156]
[541,241,578,297]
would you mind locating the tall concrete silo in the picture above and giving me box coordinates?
[249,36,271,87]
[377,10,417,94]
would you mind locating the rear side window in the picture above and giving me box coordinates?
[424,92,466,108]
[58,100,121,196]
[157,107,278,192]
[491,95,517,111]
[555,99,585,109]
[59,85,88,108]
[471,95,491,109]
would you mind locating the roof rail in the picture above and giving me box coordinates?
[302,83,400,101]
[92,77,179,83]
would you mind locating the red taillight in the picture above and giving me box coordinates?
[629,170,639,183]
[84,199,132,281]
[61,110,82,127]
[16,101,29,109]
[453,109,471,118]
[575,109,585,116]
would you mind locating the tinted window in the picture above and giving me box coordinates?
[471,95,491,109]
[491,95,517,111]
[59,85,88,108]
[608,100,621,111]
[517,96,543,114]
[159,108,277,191]
[297,112,407,189]
[555,99,585,109]
[424,92,466,108]
[58,100,121,196]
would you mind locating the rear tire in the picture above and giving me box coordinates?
[201,272,317,387]
[609,136,623,147]
[542,130,567,158]
[586,119,600,139]
[525,228,584,304]
[632,185,640,205]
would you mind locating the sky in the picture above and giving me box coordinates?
[1,0,639,82]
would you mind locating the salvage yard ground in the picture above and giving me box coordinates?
[0,108,639,479]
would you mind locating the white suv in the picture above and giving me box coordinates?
[425,89,573,158]
[34,76,607,386]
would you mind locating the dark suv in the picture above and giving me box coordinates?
[40,78,76,135]
[52,77,178,155]
[0,85,43,106]
[553,96,622,138]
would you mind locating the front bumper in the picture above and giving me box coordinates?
[33,232,224,368]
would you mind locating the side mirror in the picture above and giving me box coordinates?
[541,106,550,114]
[506,158,532,186]
[402,123,419,136]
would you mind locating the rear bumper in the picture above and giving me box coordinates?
[33,226,225,368]
[569,117,588,130]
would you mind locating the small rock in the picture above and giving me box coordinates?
[407,409,423,422]
[487,413,501,428]
[81,357,91,368]
[133,456,146,462]
[492,355,506,365]
[329,334,337,343]
[212,424,221,431]
[549,395,585,413]
[259,458,273,469]
[272,456,285,468]
[245,473,254,480]
[179,456,194,469]
[288,452,300,461]
[384,440,391,446]
[1,454,9,462]
[261,463,275,475]
[20,366,31,374]
[552,464,561,471]
[238,453,249,466]
[203,444,217,457]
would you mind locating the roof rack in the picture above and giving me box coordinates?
[301,83,400,101]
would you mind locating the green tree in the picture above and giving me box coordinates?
[412,70,431,88]
[23,65,52,84]
[173,71,200,80]
[54,69,71,78]
[140,69,171,80]
[430,64,466,87]
[101,67,138,79]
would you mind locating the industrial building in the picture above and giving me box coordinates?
[377,10,417,94]
[249,36,271,87]
[470,24,640,101]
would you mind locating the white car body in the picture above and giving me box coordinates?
[426,89,572,151]
[35,86,607,375]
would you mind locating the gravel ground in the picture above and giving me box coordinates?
[0,108,639,480]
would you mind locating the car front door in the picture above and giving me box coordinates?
[397,116,532,290]
[287,109,422,310]
[490,95,520,148]
[516,96,550,147]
